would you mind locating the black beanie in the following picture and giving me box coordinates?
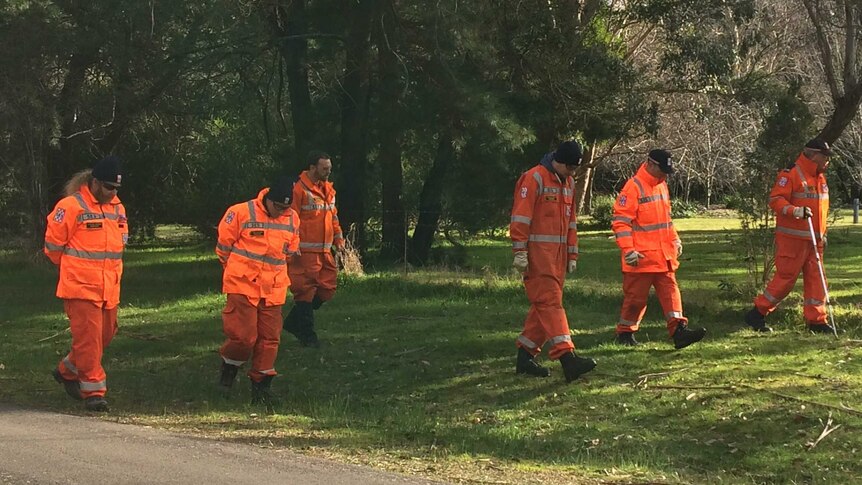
[553,141,583,166]
[648,149,674,174]
[266,175,296,205]
[92,156,123,185]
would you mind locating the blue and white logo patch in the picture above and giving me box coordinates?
[821,183,828,192]
[225,211,235,224]
[778,176,788,187]
[619,194,627,207]
[53,208,65,223]
[122,233,129,245]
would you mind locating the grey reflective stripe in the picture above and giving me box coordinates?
[632,178,646,198]
[242,222,296,232]
[548,334,572,345]
[512,215,532,225]
[80,380,106,392]
[528,234,566,243]
[72,193,89,210]
[769,196,783,202]
[613,216,632,224]
[782,205,792,215]
[332,214,339,221]
[795,165,809,192]
[104,212,122,220]
[45,241,65,252]
[229,247,287,266]
[633,222,673,232]
[562,188,573,197]
[299,242,333,250]
[666,311,684,320]
[792,192,828,199]
[517,335,538,349]
[247,201,256,223]
[568,246,578,254]
[532,171,544,195]
[76,213,104,222]
[254,368,276,375]
[222,356,245,366]
[512,241,527,249]
[615,231,633,238]
[638,194,667,204]
[63,355,78,374]
[302,203,326,210]
[804,298,824,306]
[333,233,344,240]
[776,226,822,239]
[64,247,123,260]
[762,289,780,304]
[568,222,577,230]
[618,318,639,327]
[542,187,560,195]
[216,243,233,253]
[324,203,336,210]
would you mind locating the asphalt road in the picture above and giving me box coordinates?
[0,405,446,485]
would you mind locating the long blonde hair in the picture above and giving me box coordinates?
[63,169,93,197]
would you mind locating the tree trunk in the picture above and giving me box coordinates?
[574,143,595,214]
[338,0,376,252]
[410,133,455,265]
[268,0,318,172]
[818,84,862,144]
[376,8,406,260]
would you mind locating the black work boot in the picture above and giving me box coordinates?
[52,368,82,401]
[84,396,109,412]
[615,332,639,346]
[672,324,706,349]
[807,323,835,334]
[250,375,277,406]
[744,307,772,333]
[515,347,551,377]
[218,362,240,391]
[559,351,596,383]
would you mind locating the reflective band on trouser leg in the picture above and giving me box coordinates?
[517,306,546,356]
[63,299,110,398]
[654,271,686,336]
[220,294,259,365]
[57,353,78,381]
[525,277,573,360]
[249,301,283,383]
[755,235,808,316]
[618,273,651,334]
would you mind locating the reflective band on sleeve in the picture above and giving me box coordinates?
[612,216,632,224]
[517,335,538,350]
[782,205,792,215]
[568,222,577,230]
[568,246,578,254]
[63,247,124,260]
[333,233,343,240]
[512,241,527,249]
[80,380,106,392]
[548,334,572,345]
[216,243,233,253]
[528,234,566,243]
[45,241,65,252]
[615,231,633,238]
[512,215,532,225]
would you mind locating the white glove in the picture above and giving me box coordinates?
[567,260,577,273]
[513,252,528,272]
[673,239,683,257]
[792,206,813,219]
[624,250,645,266]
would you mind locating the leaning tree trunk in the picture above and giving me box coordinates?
[410,133,455,265]
[574,143,595,214]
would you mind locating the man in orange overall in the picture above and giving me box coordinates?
[283,151,344,347]
[45,156,128,412]
[510,141,597,382]
[216,175,301,405]
[611,149,706,348]
[744,139,833,333]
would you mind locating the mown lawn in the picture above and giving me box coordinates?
[1,217,861,484]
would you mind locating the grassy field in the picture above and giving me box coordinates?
[1,217,861,484]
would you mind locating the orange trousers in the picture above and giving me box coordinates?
[220,294,283,382]
[289,251,338,303]
[56,299,118,398]
[617,270,687,336]
[516,251,575,360]
[755,234,827,324]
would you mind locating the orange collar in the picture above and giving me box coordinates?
[635,162,664,187]
[795,153,820,177]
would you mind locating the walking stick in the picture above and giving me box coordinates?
[807,217,838,338]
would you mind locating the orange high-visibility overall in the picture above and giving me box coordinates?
[754,154,829,324]
[510,160,579,360]
[611,163,686,336]
[289,171,343,303]
[216,188,300,382]
[45,184,128,398]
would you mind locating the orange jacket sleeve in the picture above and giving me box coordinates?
[567,178,579,261]
[288,209,301,255]
[331,188,344,248]
[612,181,639,252]
[44,199,77,265]
[510,171,539,254]
[215,204,243,267]
[768,169,795,217]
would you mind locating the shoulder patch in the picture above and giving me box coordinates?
[778,176,788,187]
[619,194,627,207]
[53,208,65,223]
[520,186,528,199]
[225,210,235,224]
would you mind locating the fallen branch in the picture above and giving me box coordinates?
[806,412,841,451]
[37,328,70,342]
[739,385,862,417]
[640,385,737,391]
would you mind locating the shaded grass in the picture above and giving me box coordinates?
[1,218,861,484]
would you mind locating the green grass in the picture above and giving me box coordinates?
[1,218,861,484]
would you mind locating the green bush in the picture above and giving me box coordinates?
[589,194,616,229]
[671,200,703,219]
